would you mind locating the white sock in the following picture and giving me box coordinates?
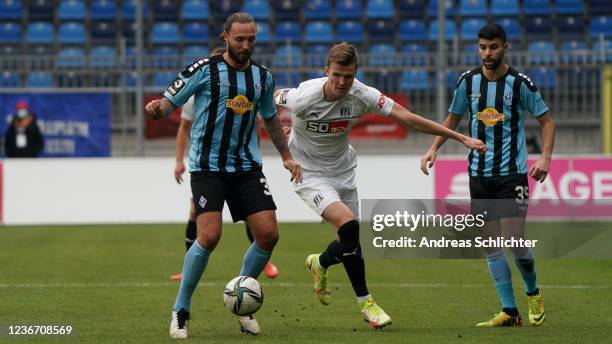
[316,256,325,270]
[357,295,371,304]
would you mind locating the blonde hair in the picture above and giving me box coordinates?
[327,42,359,69]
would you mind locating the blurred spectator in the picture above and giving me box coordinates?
[4,100,44,158]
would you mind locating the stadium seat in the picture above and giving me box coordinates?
[255,22,271,44]
[497,18,520,40]
[274,44,302,67]
[152,22,180,45]
[400,43,428,66]
[529,67,556,89]
[90,0,116,20]
[460,0,488,17]
[154,71,177,87]
[369,44,396,66]
[57,47,86,69]
[594,39,612,62]
[121,0,148,21]
[400,70,430,90]
[153,46,181,69]
[588,0,612,14]
[368,20,394,42]
[337,21,364,43]
[58,22,86,44]
[525,16,551,38]
[305,44,328,67]
[0,0,22,20]
[462,45,481,65]
[366,0,394,19]
[26,71,54,88]
[428,0,456,17]
[491,0,519,16]
[275,22,301,43]
[557,16,585,38]
[560,40,588,64]
[305,0,332,20]
[273,0,301,20]
[243,0,270,20]
[153,0,180,21]
[528,41,557,64]
[399,19,426,41]
[212,0,242,19]
[58,0,86,21]
[590,16,612,38]
[275,72,302,87]
[182,0,210,21]
[0,45,20,70]
[555,0,583,15]
[305,22,333,44]
[0,71,19,87]
[369,69,398,91]
[28,0,55,21]
[336,0,362,19]
[90,46,118,68]
[0,22,21,43]
[429,20,456,40]
[26,22,55,44]
[91,21,116,42]
[183,22,209,43]
[183,46,210,65]
[523,0,551,16]
[396,0,426,18]
[460,18,486,41]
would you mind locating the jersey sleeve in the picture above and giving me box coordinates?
[258,71,277,120]
[180,95,195,121]
[521,82,549,117]
[274,88,298,111]
[364,86,394,116]
[448,78,468,116]
[163,59,209,107]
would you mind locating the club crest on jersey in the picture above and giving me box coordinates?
[504,92,513,106]
[226,95,254,115]
[306,120,349,134]
[166,77,185,96]
[477,107,506,126]
[198,196,207,209]
[254,81,262,89]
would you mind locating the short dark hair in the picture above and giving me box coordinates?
[327,42,359,69]
[223,12,255,33]
[477,23,507,43]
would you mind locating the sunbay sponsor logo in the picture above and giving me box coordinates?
[226,95,254,115]
[477,107,505,126]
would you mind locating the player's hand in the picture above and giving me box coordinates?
[529,156,550,183]
[174,160,186,184]
[282,126,292,139]
[419,149,437,176]
[145,99,164,120]
[283,158,302,183]
[464,137,487,154]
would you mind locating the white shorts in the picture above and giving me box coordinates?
[293,171,359,219]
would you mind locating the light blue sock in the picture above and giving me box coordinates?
[173,241,210,312]
[513,248,538,294]
[486,250,516,309]
[239,242,271,278]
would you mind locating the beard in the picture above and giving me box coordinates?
[228,46,252,65]
[482,56,502,70]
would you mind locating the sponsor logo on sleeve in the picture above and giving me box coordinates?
[166,77,185,96]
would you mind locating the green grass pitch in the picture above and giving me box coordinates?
[1,223,611,343]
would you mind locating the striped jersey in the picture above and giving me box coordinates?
[164,54,276,172]
[449,66,549,177]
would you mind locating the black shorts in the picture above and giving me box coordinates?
[190,169,277,222]
[470,174,529,220]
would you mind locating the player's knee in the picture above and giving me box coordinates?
[338,219,360,254]
[196,230,221,251]
[257,228,279,251]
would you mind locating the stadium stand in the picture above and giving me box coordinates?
[0,22,21,43]
[0,71,19,87]
[491,0,519,17]
[91,46,118,68]
[28,0,55,21]
[255,22,271,44]
[368,19,395,42]
[0,0,23,20]
[428,0,456,17]
[555,0,583,15]
[429,20,456,40]
[273,0,301,21]
[182,0,210,21]
[58,0,87,21]
[459,0,488,17]
[26,22,55,44]
[369,43,396,66]
[275,21,301,42]
[590,16,612,37]
[396,0,426,18]
[243,0,270,20]
[304,0,332,20]
[59,22,86,45]
[26,71,54,88]
[274,44,302,67]
[183,46,210,65]
[151,22,180,45]
[523,0,551,16]
[588,0,612,14]
[366,0,394,19]
[336,0,362,19]
[153,0,180,21]
[90,0,117,20]
[305,21,334,44]
[337,20,365,43]
[183,22,209,43]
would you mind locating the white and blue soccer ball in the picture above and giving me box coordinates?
[223,276,264,316]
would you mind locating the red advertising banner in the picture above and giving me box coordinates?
[144,95,182,139]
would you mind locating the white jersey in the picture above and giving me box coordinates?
[275,77,394,173]
[180,95,195,121]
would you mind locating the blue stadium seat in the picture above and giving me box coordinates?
[336,0,362,20]
[58,0,86,21]
[400,43,428,66]
[588,0,612,14]
[396,0,426,18]
[26,22,54,44]
[243,0,270,20]
[274,44,302,67]
[153,46,181,69]
[462,45,481,65]
[58,22,86,44]
[590,16,612,38]
[28,0,54,21]
[183,22,209,43]
[0,71,19,87]
[525,16,551,37]
[555,0,583,15]
[460,18,486,41]
[497,18,520,40]
[399,19,426,41]
[1,45,20,70]
[154,71,177,87]
[182,0,210,21]
[26,72,54,88]
[307,70,326,80]
[368,19,394,41]
[560,40,588,64]
[305,22,333,43]
[121,0,148,20]
[183,46,210,65]
[428,0,456,17]
[528,41,556,64]
[594,39,612,62]
[366,0,394,19]
[523,0,551,16]
[152,22,180,45]
[256,22,271,44]
[57,47,86,69]
[337,21,364,43]
[90,46,117,68]
[273,0,301,20]
[91,21,116,42]
[528,67,556,89]
[275,72,302,88]
[400,70,430,90]
[91,0,116,20]
[305,0,332,20]
[369,44,396,66]
[491,0,519,16]
[429,20,456,40]
[154,0,180,21]
[557,16,585,37]
[0,0,23,20]
[460,0,488,17]
[275,22,301,42]
[305,44,328,67]
[212,0,242,19]
[0,22,21,43]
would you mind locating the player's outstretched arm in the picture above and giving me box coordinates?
[529,112,556,183]
[263,115,302,183]
[420,113,462,175]
[145,97,177,120]
[174,119,192,184]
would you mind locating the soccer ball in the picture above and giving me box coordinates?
[223,276,264,316]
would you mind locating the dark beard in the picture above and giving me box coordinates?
[482,58,501,70]
[228,47,251,65]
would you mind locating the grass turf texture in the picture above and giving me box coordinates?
[1,223,611,343]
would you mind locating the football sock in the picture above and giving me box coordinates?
[245,224,254,243]
[503,307,520,317]
[486,250,517,309]
[357,294,371,303]
[338,220,369,297]
[239,242,271,278]
[184,221,197,251]
[318,239,343,269]
[513,248,538,294]
[174,241,210,312]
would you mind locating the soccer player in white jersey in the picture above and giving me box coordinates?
[274,42,487,329]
